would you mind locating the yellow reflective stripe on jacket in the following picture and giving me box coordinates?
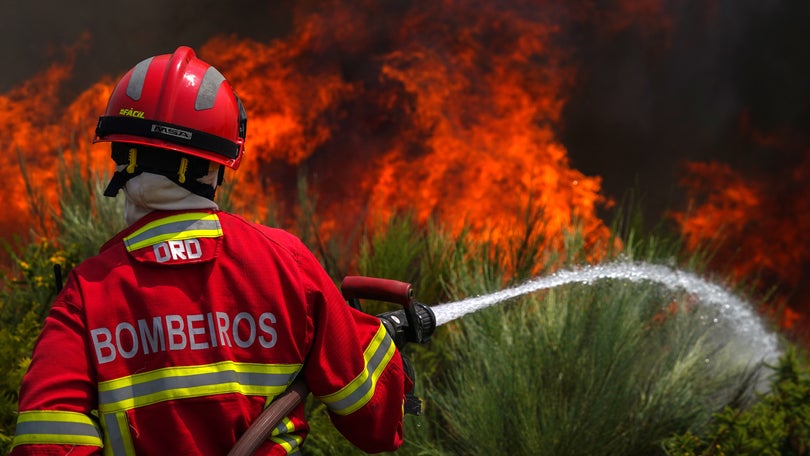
[319,324,396,415]
[270,417,303,454]
[103,411,135,456]
[123,212,222,252]
[270,432,303,454]
[11,410,102,449]
[98,361,301,413]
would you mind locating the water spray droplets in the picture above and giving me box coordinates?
[430,261,780,363]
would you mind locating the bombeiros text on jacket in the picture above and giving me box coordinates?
[90,311,278,364]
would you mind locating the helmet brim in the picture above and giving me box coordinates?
[94,134,243,170]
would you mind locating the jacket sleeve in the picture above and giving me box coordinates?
[10,278,103,456]
[297,246,413,454]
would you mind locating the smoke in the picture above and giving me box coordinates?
[3,0,807,245]
[4,0,806,218]
[558,0,810,221]
[4,0,808,338]
[3,0,805,245]
[0,0,294,94]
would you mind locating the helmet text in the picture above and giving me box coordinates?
[152,124,193,140]
[119,108,145,118]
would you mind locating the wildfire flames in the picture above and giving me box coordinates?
[2,1,807,343]
[2,2,617,259]
[674,125,810,341]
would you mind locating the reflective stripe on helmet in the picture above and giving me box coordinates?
[123,212,222,252]
[11,410,103,449]
[196,66,226,110]
[318,323,396,415]
[126,57,152,101]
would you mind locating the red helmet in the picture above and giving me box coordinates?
[94,46,246,169]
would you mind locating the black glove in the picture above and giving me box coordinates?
[401,352,415,384]
[401,354,422,415]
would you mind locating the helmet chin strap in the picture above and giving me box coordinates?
[104,143,219,200]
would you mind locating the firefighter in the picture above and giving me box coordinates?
[11,46,413,455]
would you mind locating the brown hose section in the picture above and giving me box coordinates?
[231,276,412,454]
[228,378,310,456]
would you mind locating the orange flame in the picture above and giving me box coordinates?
[6,1,806,344]
[0,54,112,240]
[193,3,614,265]
[3,1,690,271]
[673,150,810,342]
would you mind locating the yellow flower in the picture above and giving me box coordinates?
[49,253,67,265]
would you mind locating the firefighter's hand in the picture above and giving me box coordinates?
[401,354,422,415]
[401,353,415,385]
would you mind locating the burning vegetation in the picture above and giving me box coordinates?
[1,0,808,344]
[674,125,810,342]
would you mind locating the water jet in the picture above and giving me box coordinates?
[431,261,781,364]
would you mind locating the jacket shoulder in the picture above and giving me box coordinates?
[216,212,307,255]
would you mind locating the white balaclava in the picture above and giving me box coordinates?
[122,166,220,226]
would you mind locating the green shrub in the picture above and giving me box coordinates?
[0,310,42,450]
[0,161,800,456]
[0,238,84,451]
[359,201,775,456]
[663,348,810,456]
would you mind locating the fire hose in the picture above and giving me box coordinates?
[228,276,436,456]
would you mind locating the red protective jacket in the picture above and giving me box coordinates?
[11,209,411,455]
